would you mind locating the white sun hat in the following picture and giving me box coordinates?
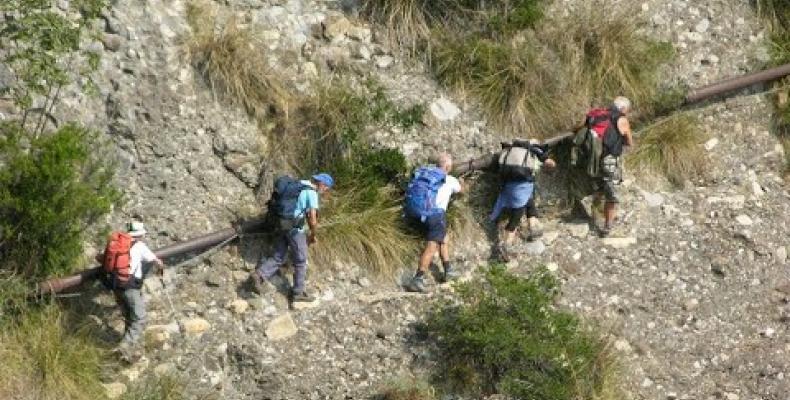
[127,221,147,237]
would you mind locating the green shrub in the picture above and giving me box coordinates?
[626,114,707,187]
[424,265,622,399]
[0,123,120,279]
[0,303,108,400]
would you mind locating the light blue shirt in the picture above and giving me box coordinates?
[294,180,319,232]
[489,181,534,221]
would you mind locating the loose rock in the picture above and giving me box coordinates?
[265,313,298,340]
[428,97,461,122]
[103,382,127,399]
[601,237,637,248]
[182,318,211,335]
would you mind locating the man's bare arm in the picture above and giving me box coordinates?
[307,209,319,244]
[618,117,634,146]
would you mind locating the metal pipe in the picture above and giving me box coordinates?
[36,218,270,295]
[685,63,790,104]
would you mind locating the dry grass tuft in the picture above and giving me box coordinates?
[310,186,420,277]
[626,114,707,186]
[376,377,437,400]
[361,0,448,51]
[430,1,673,137]
[122,373,188,400]
[548,1,674,114]
[184,2,290,124]
[0,303,108,400]
[431,34,573,138]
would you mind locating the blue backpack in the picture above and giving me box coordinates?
[268,176,311,231]
[404,166,446,220]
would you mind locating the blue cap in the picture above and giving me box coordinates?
[312,173,334,189]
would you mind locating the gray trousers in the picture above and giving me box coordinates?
[256,229,309,293]
[114,287,146,346]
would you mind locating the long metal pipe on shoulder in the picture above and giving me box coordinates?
[36,218,269,296]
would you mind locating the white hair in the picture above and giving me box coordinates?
[435,152,453,170]
[613,96,631,112]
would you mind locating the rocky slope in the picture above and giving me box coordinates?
[30,0,790,398]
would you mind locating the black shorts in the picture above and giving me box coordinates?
[412,213,447,243]
[504,206,527,232]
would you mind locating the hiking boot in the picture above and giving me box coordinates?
[444,267,461,282]
[598,224,611,237]
[405,275,427,293]
[249,271,275,295]
[291,290,316,302]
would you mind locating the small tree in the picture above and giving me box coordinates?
[0,123,120,278]
[0,0,107,136]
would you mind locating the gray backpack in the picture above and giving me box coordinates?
[498,139,540,181]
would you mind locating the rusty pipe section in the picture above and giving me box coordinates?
[685,63,790,104]
[36,218,269,295]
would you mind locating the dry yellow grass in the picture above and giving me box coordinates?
[0,304,108,400]
[626,114,707,187]
[184,2,290,124]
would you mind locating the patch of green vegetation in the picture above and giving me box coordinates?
[626,114,707,187]
[423,265,622,399]
[0,303,108,400]
[0,123,121,279]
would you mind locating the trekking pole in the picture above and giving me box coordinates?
[159,275,178,317]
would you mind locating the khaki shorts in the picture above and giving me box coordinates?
[592,155,621,203]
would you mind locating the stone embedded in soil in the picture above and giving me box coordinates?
[601,237,637,248]
[265,313,298,340]
[182,318,211,335]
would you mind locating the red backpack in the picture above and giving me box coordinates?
[585,107,624,157]
[102,232,133,288]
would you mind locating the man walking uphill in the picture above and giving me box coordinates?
[588,96,634,236]
[98,221,164,362]
[404,153,463,293]
[250,173,334,302]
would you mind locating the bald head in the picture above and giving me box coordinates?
[435,153,453,173]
